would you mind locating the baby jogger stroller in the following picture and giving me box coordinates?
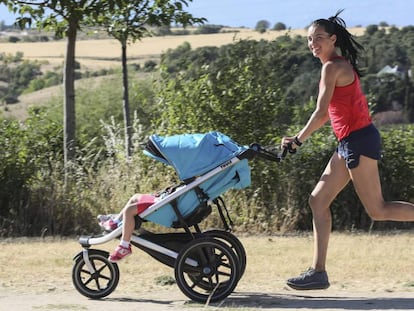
[72,131,284,303]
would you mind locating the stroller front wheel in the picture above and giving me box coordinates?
[72,249,120,299]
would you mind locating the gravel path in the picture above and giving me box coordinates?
[2,287,414,311]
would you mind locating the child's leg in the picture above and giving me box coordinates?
[121,200,139,242]
[113,193,141,222]
[109,194,142,262]
[99,194,140,230]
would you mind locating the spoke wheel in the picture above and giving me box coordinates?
[72,249,119,299]
[174,237,239,303]
[202,230,246,277]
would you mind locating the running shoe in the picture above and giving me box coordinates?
[97,214,118,231]
[97,214,117,222]
[108,245,132,262]
[286,267,330,290]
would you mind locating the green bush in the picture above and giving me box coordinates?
[2,27,414,236]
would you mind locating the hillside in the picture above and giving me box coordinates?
[0,28,366,70]
[0,27,367,120]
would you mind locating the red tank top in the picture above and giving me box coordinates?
[327,71,372,140]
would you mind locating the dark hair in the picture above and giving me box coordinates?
[311,9,364,76]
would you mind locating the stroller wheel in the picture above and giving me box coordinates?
[72,249,119,299]
[189,230,246,291]
[174,237,239,303]
[202,230,247,278]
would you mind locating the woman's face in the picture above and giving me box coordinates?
[307,24,336,59]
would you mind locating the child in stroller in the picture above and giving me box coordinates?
[98,188,179,262]
[96,131,289,263]
[98,193,158,262]
[96,131,254,263]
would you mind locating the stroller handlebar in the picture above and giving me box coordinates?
[238,143,295,162]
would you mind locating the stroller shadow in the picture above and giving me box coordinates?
[98,291,414,310]
[101,296,175,305]
[208,291,414,310]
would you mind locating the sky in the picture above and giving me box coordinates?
[0,0,413,29]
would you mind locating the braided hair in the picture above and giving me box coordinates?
[311,9,364,77]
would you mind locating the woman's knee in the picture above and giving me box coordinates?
[308,194,328,213]
[364,205,388,221]
[308,195,316,209]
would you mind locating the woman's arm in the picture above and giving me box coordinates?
[282,61,339,147]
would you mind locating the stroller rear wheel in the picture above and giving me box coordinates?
[72,249,119,299]
[174,237,239,303]
[189,230,246,291]
[202,230,246,277]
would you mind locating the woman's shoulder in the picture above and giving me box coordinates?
[321,59,342,78]
[324,58,354,86]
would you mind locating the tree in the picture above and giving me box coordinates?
[365,24,379,35]
[1,0,113,183]
[272,22,286,31]
[97,0,205,158]
[158,39,292,140]
[255,20,270,33]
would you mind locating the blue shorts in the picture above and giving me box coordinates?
[336,124,382,169]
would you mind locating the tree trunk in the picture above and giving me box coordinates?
[63,18,78,184]
[121,42,132,158]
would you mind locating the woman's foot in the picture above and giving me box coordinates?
[286,267,330,290]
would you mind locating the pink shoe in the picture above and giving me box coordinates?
[99,218,118,231]
[109,245,132,262]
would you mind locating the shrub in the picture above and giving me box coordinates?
[194,24,223,35]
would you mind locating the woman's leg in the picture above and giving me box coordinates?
[286,152,350,290]
[349,155,414,221]
[309,152,350,271]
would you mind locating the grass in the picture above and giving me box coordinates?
[1,231,413,296]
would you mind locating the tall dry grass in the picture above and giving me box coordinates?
[1,232,413,296]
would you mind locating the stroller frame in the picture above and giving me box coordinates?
[72,134,284,303]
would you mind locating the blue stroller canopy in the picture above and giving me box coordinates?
[142,132,251,227]
[144,131,248,181]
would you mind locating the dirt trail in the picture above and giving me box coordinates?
[2,235,413,310]
[2,287,414,311]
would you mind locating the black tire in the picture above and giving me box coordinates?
[202,230,246,277]
[174,237,239,303]
[72,249,119,299]
[188,230,246,291]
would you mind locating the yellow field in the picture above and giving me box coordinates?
[0,27,366,70]
[0,27,367,120]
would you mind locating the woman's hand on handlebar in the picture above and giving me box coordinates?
[281,136,297,151]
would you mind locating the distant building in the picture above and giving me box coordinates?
[377,65,412,79]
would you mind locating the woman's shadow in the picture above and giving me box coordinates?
[105,291,414,310]
[193,291,414,310]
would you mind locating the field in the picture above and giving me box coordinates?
[0,232,413,310]
[0,28,367,70]
[0,27,367,120]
